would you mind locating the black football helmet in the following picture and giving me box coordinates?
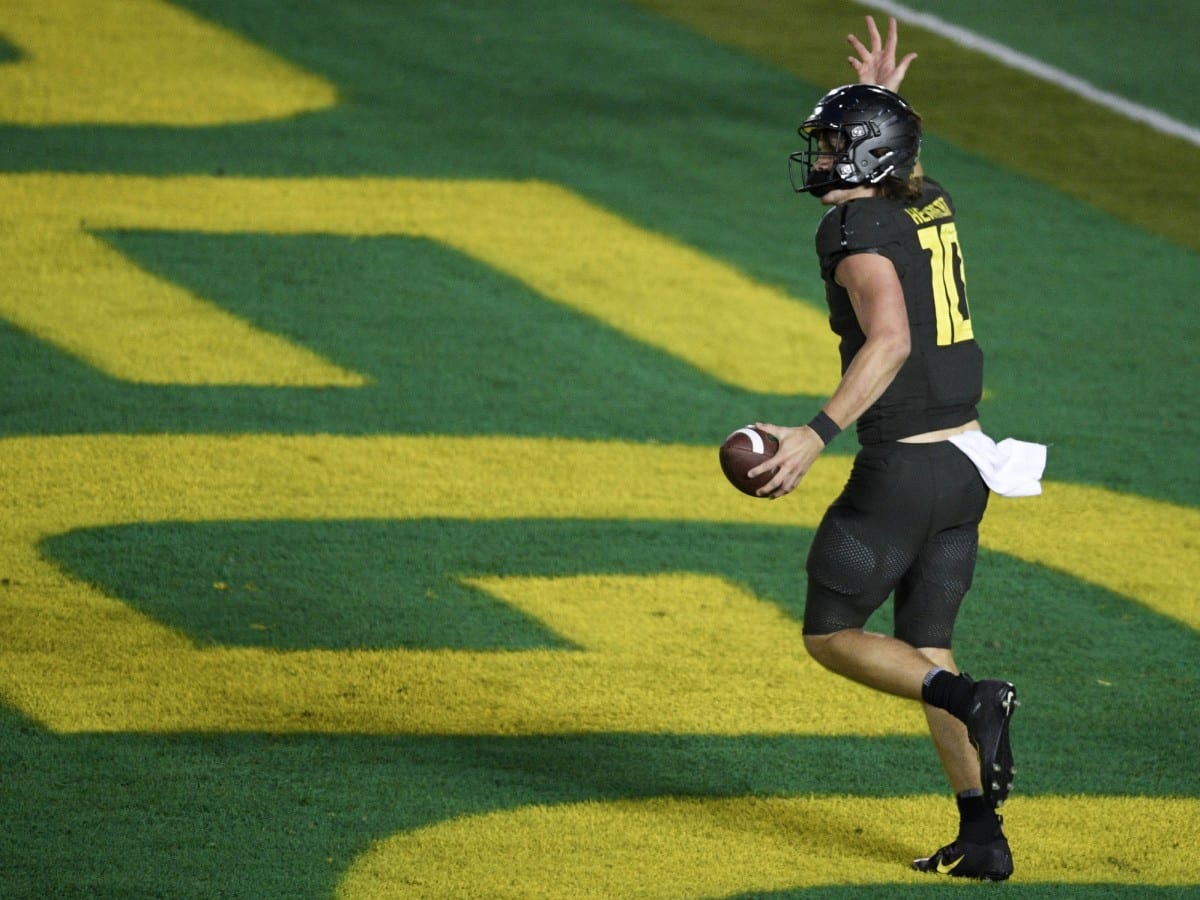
[789,84,922,196]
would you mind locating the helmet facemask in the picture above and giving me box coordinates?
[788,128,859,197]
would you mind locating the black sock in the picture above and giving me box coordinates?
[921,668,974,722]
[956,790,1003,843]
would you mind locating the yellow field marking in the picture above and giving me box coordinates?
[0,174,835,393]
[982,481,1200,632]
[0,0,336,124]
[456,573,909,734]
[0,434,1193,735]
[1,223,366,386]
[0,433,914,735]
[336,794,1200,896]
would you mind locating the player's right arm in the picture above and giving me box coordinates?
[751,253,910,499]
[826,252,912,426]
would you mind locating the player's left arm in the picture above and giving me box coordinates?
[848,16,924,179]
[847,15,917,93]
[751,252,910,498]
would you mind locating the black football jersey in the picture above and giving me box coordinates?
[814,178,983,444]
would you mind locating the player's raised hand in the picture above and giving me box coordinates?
[847,15,917,93]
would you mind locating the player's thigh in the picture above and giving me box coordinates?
[804,445,928,632]
[893,519,983,647]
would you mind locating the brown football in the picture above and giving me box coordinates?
[719,425,779,498]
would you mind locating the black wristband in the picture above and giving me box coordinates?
[806,410,842,445]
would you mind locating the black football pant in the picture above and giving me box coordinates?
[803,440,989,649]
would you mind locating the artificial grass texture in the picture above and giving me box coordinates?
[885,0,1200,127]
[3,1,1198,503]
[43,518,1198,797]
[1,0,1198,897]
[633,0,1200,254]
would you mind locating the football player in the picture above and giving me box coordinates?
[749,16,1022,881]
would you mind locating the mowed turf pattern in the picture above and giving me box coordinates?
[0,1,1197,897]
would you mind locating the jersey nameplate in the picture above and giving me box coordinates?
[904,196,953,225]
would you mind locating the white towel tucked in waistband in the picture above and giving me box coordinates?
[947,430,1047,498]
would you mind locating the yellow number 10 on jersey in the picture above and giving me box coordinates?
[919,221,975,346]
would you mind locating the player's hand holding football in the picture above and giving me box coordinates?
[747,422,826,499]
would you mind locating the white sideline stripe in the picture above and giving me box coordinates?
[858,0,1200,148]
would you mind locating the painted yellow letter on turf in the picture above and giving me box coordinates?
[0,435,1195,735]
[0,0,337,124]
[0,222,367,386]
[337,795,1200,896]
[0,434,912,735]
[0,174,834,392]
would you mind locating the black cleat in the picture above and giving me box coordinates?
[964,679,1019,808]
[913,835,1013,881]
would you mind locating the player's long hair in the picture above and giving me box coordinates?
[880,173,924,203]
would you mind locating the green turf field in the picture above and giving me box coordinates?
[2,1,1197,896]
